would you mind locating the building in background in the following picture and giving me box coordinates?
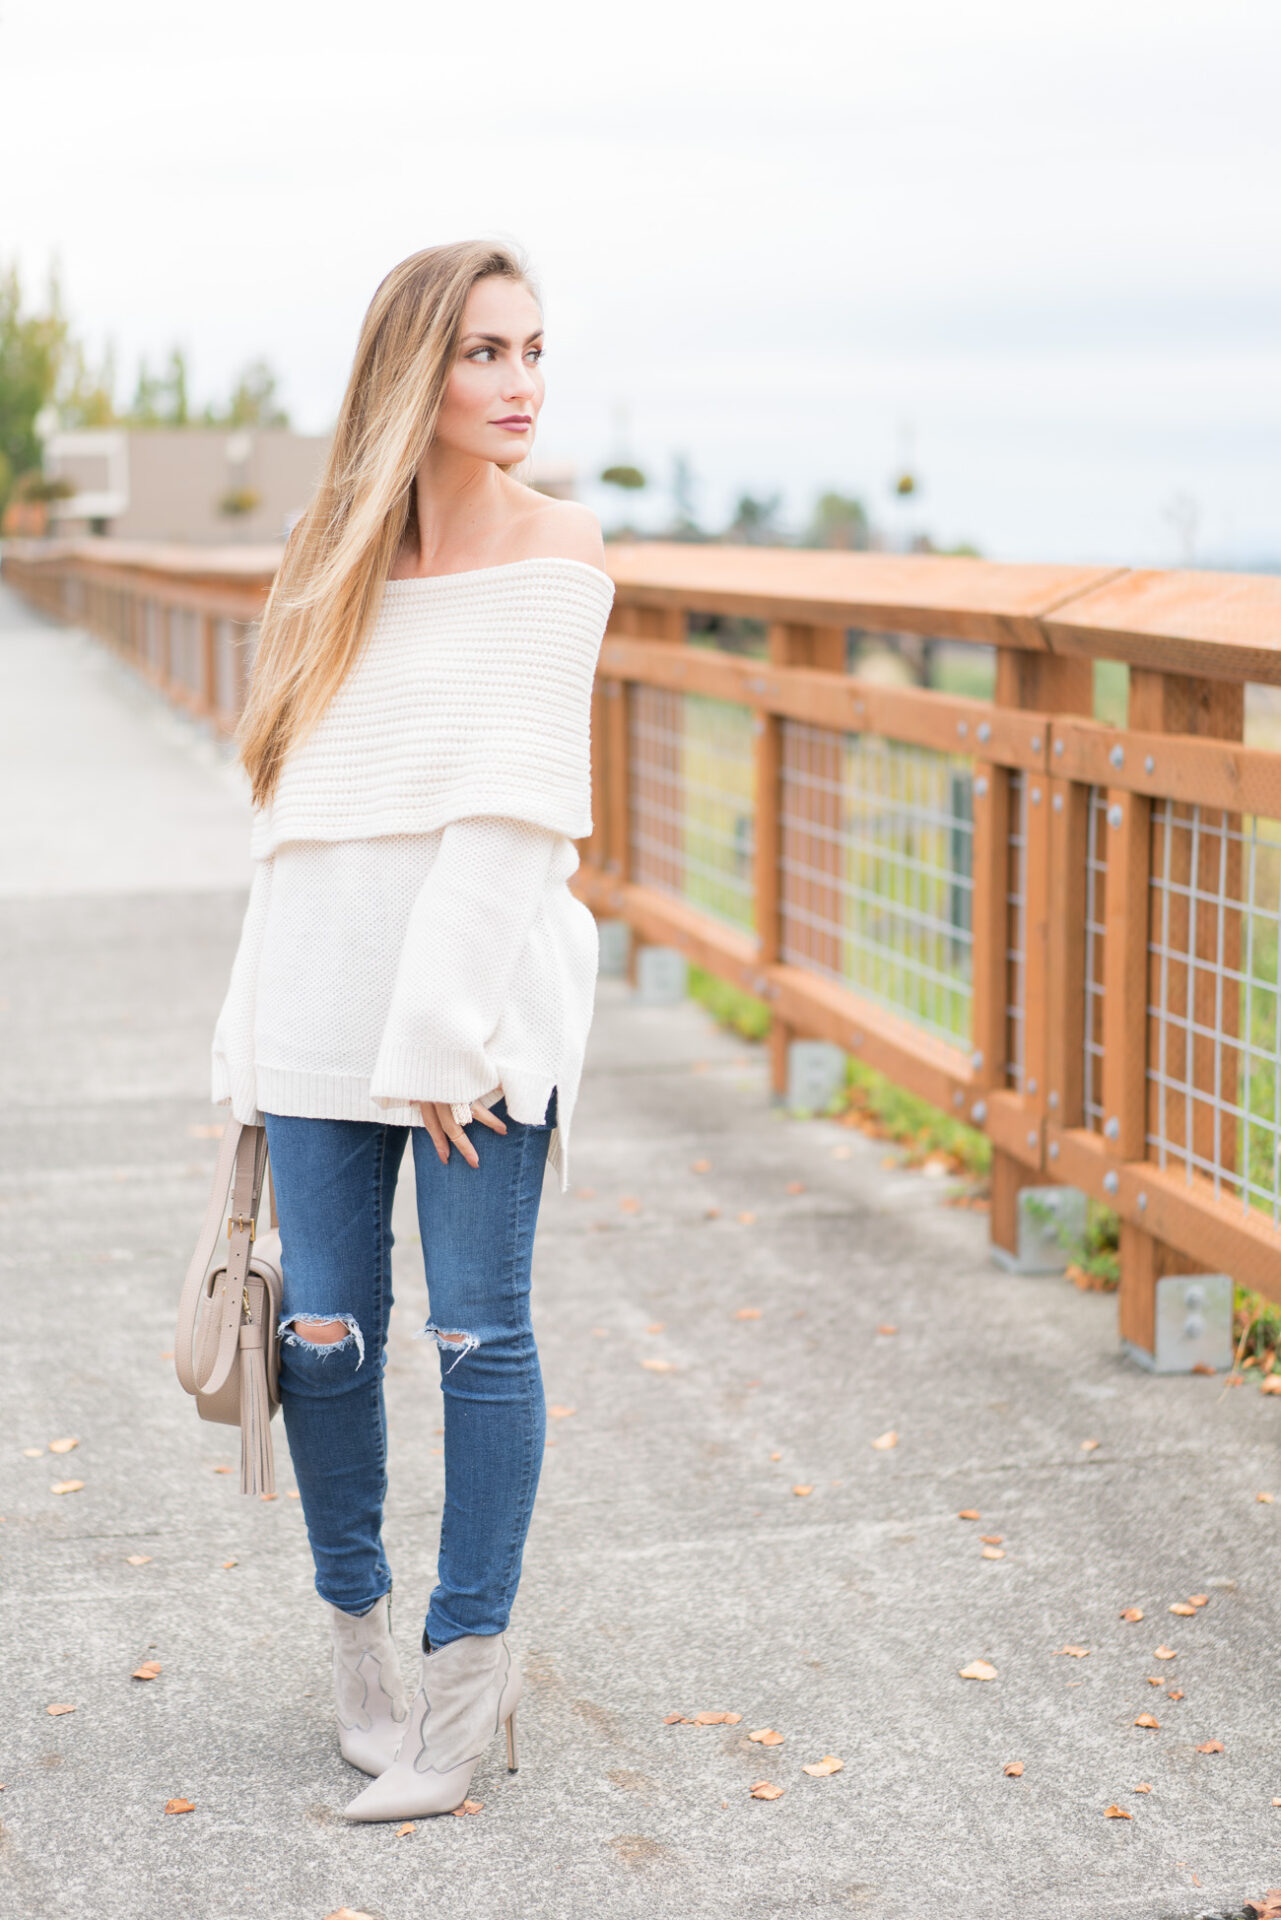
[39,430,577,543]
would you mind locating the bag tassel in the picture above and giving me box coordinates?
[238,1332,276,1498]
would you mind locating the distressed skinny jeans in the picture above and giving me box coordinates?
[262,1094,554,1649]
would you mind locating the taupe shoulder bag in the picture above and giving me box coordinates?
[175,1120,283,1496]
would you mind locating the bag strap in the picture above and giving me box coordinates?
[175,1121,269,1399]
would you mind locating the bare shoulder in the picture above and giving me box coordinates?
[507,493,607,572]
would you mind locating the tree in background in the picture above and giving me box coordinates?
[723,492,783,545]
[204,358,290,429]
[130,346,190,425]
[803,489,870,550]
[0,263,68,516]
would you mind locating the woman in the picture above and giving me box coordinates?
[210,240,614,1822]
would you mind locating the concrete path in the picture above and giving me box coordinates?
[1,583,1278,1920]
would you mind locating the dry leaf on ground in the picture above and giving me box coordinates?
[749,1780,784,1799]
[737,1211,756,1225]
[1260,1376,1281,1394]
[792,1484,813,1496]
[21,1447,42,1457]
[212,1466,232,1475]
[801,1755,844,1776]
[958,1509,980,1521]
[1056,1646,1090,1658]
[547,1405,576,1419]
[325,1911,378,1920]
[1189,1593,1209,1607]
[1103,1804,1132,1819]
[1003,1762,1024,1777]
[981,1547,1006,1560]
[748,1728,784,1745]
[785,1181,806,1195]
[662,1712,685,1725]
[131,1663,162,1681]
[959,1661,997,1681]
[1119,1608,1144,1622]
[1195,1739,1225,1754]
[50,1480,84,1495]
[1080,1438,1101,1452]
[1169,1602,1197,1616]
[1243,1893,1281,1920]
[690,1159,710,1173]
[1134,1783,1152,1794]
[48,1438,79,1454]
[980,1534,1003,1545]
[1167,1689,1185,1701]
[1133,1714,1160,1730]
[1153,1645,1176,1659]
[871,1431,898,1451]
[164,1799,195,1815]
[1147,1677,1163,1686]
[221,1559,237,1570]
[45,1703,75,1716]
[396,1821,415,1836]
[126,1554,152,1566]
[645,1322,664,1333]
[877,1324,898,1336]
[769,1450,782,1461]
[619,1196,640,1213]
[735,1307,762,1320]
[1258,1492,1275,1503]
[640,1358,676,1373]
[691,1711,742,1725]
[452,1798,484,1816]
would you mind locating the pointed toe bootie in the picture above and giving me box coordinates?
[326,1594,410,1777]
[342,1629,522,1821]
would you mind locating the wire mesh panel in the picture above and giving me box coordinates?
[168,607,204,701]
[1006,771,1028,1091]
[629,688,756,931]
[779,722,974,1047]
[1083,786,1109,1131]
[1148,801,1281,1221]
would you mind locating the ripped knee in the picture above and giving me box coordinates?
[280,1313,366,1369]
[415,1321,480,1375]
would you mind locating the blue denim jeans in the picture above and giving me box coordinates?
[262,1093,554,1649]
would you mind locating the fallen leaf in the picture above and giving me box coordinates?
[1195,1739,1225,1754]
[734,1307,762,1320]
[325,1911,379,1920]
[877,1323,898,1336]
[830,1145,851,1160]
[1260,1375,1281,1394]
[1080,1438,1101,1452]
[980,1534,1003,1545]
[958,1661,997,1681]
[188,1122,225,1138]
[958,1509,980,1521]
[1119,1608,1144,1622]
[1188,1593,1209,1607]
[691,1711,742,1725]
[221,1559,237,1570]
[1103,1804,1132,1819]
[396,1821,416,1836]
[1243,1894,1281,1920]
[1169,1602,1197,1616]
[126,1554,152,1566]
[212,1466,232,1475]
[1153,1645,1176,1659]
[574,1186,596,1199]
[1134,1783,1152,1794]
[1258,1492,1275,1503]
[981,1546,1006,1560]
[690,1159,710,1173]
[1191,1362,1216,1374]
[1134,1714,1160,1730]
[640,1358,676,1372]
[164,1798,195,1815]
[1272,1797,1281,1807]
[792,1484,813,1497]
[1167,1689,1185,1701]
[871,1431,898,1451]
[131,1662,162,1681]
[1147,1677,1163,1686]
[662,1712,685,1725]
[1003,1762,1024,1777]
[769,1450,782,1461]
[1057,1646,1090,1658]
[619,1196,640,1213]
[48,1438,79,1455]
[287,1490,301,1499]
[451,1798,484,1816]
[645,1322,665,1333]
[259,1492,277,1502]
[547,1404,576,1419]
[749,1780,784,1799]
[801,1755,844,1776]
[704,1206,720,1219]
[21,1448,43,1458]
[50,1479,84,1495]
[748,1728,785,1745]
[785,1181,805,1195]
[738,1211,756,1225]
[45,1703,75,1716]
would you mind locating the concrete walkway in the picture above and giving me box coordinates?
[0,583,1278,1920]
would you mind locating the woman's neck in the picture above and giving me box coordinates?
[407,447,513,576]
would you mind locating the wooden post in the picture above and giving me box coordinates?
[763,622,847,1095]
[199,613,217,720]
[988,649,1092,1253]
[1116,669,1245,1353]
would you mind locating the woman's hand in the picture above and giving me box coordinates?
[419,1100,507,1169]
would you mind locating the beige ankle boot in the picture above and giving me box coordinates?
[325,1594,410,1776]
[342,1629,521,1820]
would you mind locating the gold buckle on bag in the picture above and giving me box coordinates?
[227,1214,256,1239]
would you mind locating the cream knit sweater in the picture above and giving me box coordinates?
[210,556,615,1186]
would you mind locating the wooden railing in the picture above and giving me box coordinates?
[8,535,1281,1347]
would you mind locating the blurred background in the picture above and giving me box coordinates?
[0,0,1277,567]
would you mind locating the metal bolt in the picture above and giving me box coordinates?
[1048,1140,1060,1161]
[1027,1077,1038,1096]
[957,720,968,737]
[1052,792,1064,812]
[1027,1129,1038,1149]
[971,1100,987,1124]
[1137,1192,1148,1212]
[971,1049,984,1071]
[1109,743,1125,768]
[1104,1116,1120,1140]
[1031,786,1042,805]
[1053,738,1065,756]
[1144,755,1155,774]
[977,720,991,743]
[1048,1089,1059,1109]
[953,1090,964,1108]
[975,776,989,798]
[1031,735,1042,754]
[1107,803,1124,829]
[1103,1170,1119,1195]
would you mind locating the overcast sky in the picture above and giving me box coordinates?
[2,0,1277,564]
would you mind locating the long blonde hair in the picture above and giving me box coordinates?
[238,240,537,805]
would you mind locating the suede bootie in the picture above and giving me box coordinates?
[325,1594,410,1777]
[342,1629,521,1821]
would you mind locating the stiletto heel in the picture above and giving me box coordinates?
[505,1706,518,1771]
